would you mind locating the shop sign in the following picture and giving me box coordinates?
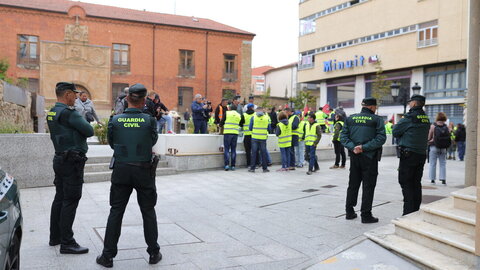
[323,55,378,72]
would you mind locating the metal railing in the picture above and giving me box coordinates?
[223,70,238,81]
[178,65,195,76]
[417,38,438,48]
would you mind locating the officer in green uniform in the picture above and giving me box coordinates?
[47,82,93,254]
[392,94,430,216]
[340,97,386,223]
[97,84,162,268]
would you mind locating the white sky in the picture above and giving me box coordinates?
[78,0,299,68]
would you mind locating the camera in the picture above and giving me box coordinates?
[206,101,211,105]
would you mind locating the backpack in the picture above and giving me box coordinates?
[433,124,451,149]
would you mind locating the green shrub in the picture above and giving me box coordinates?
[94,118,109,144]
[0,121,26,134]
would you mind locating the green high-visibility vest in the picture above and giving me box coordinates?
[305,122,320,146]
[385,122,393,135]
[223,110,241,135]
[243,113,254,136]
[450,126,457,140]
[289,115,300,137]
[277,122,292,148]
[315,111,326,125]
[333,121,344,141]
[252,115,269,140]
[298,121,306,141]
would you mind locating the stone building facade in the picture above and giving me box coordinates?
[0,0,255,117]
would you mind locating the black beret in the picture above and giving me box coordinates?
[362,97,377,106]
[128,83,147,98]
[408,94,426,103]
[55,82,79,93]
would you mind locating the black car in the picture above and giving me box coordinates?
[0,169,22,270]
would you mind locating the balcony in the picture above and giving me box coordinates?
[178,65,195,77]
[298,63,314,70]
[417,38,438,48]
[17,53,39,69]
[223,70,238,82]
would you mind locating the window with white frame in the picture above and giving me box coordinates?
[298,53,315,70]
[417,20,438,48]
[424,63,466,99]
[300,18,316,36]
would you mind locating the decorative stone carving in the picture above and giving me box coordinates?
[65,24,88,43]
[88,48,106,66]
[46,44,64,62]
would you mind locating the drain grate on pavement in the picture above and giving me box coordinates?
[302,189,319,193]
[421,186,437,190]
[321,185,337,189]
[422,195,446,204]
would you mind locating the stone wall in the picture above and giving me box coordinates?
[0,81,34,132]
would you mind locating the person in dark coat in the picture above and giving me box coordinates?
[455,123,466,161]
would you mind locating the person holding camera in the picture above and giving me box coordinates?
[191,94,212,134]
[75,91,100,123]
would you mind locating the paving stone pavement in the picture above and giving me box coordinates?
[19,156,466,270]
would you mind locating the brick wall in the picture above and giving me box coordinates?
[0,5,253,114]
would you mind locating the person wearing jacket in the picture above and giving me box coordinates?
[75,91,100,123]
[215,99,228,134]
[304,113,322,175]
[220,105,245,171]
[295,111,306,168]
[276,111,291,171]
[454,123,466,161]
[340,97,386,223]
[392,94,430,216]
[248,107,271,173]
[427,112,450,185]
[447,122,457,160]
[285,108,300,170]
[153,94,173,134]
[330,114,346,169]
[191,94,212,134]
[243,104,256,167]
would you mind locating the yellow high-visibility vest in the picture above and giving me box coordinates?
[223,111,241,135]
[243,113,254,136]
[305,122,320,146]
[251,115,269,140]
[277,122,292,148]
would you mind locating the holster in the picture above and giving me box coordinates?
[150,154,160,178]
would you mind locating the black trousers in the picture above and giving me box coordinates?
[346,153,378,216]
[102,163,160,258]
[333,141,346,166]
[244,135,252,166]
[398,152,426,216]
[50,153,86,245]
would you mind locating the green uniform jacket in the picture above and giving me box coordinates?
[47,102,94,154]
[108,108,158,163]
[392,106,431,154]
[340,107,386,159]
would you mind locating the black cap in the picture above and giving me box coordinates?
[248,95,254,100]
[362,97,377,106]
[55,82,79,93]
[128,83,147,98]
[407,94,426,103]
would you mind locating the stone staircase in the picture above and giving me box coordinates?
[84,156,177,183]
[365,186,477,270]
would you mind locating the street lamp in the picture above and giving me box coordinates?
[391,81,422,114]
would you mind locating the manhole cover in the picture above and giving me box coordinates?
[321,185,337,188]
[422,195,446,204]
[421,186,437,190]
[302,189,319,193]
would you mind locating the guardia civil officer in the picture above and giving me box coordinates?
[96,84,162,268]
[392,95,430,216]
[340,97,386,223]
[47,82,93,254]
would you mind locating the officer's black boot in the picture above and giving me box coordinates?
[60,243,89,254]
[96,254,113,268]
[345,208,357,220]
[361,213,379,224]
[149,251,163,264]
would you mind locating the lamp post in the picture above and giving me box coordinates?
[391,82,422,114]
